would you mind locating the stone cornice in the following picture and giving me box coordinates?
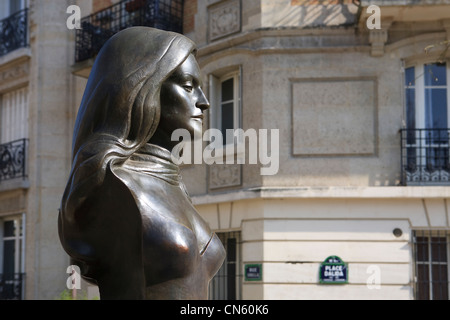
[192,186,450,206]
[197,27,367,64]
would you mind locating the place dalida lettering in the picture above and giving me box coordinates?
[323,264,344,277]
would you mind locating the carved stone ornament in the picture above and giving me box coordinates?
[0,61,29,92]
[209,0,241,41]
[209,163,241,189]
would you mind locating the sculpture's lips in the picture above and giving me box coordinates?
[192,115,203,120]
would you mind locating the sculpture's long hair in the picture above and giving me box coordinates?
[59,27,195,258]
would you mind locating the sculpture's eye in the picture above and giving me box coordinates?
[183,85,193,93]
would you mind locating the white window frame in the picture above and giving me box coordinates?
[207,67,243,162]
[0,214,25,276]
[407,62,450,130]
[404,61,450,177]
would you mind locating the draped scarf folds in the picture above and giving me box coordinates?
[122,143,192,201]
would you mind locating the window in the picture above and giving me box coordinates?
[208,231,242,300]
[0,215,25,300]
[0,0,26,20]
[0,86,29,144]
[209,69,241,146]
[403,62,450,183]
[413,230,449,300]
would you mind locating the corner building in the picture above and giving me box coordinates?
[180,0,450,300]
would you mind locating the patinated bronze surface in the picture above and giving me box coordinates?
[58,27,225,300]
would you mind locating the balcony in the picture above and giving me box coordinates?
[75,0,183,64]
[0,8,28,58]
[401,129,450,185]
[0,139,28,182]
[0,273,25,300]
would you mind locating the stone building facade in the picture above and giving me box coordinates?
[180,0,450,300]
[1,0,450,299]
[0,0,89,299]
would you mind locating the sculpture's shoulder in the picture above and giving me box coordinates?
[59,165,143,282]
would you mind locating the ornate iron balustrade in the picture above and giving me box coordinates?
[75,0,183,62]
[401,129,450,185]
[0,273,25,300]
[0,139,28,182]
[0,8,28,57]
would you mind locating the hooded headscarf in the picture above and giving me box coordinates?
[60,27,195,226]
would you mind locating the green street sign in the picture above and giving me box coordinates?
[245,264,262,281]
[319,256,348,284]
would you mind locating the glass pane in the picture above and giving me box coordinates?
[432,264,448,300]
[416,237,429,261]
[431,237,447,262]
[417,264,430,300]
[221,102,234,133]
[227,238,236,262]
[221,78,234,102]
[227,238,236,300]
[3,239,15,277]
[209,232,241,300]
[406,147,417,172]
[406,88,416,131]
[426,147,449,171]
[425,63,447,86]
[425,88,448,129]
[405,67,415,87]
[4,220,15,237]
[9,0,22,14]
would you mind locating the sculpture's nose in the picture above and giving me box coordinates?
[196,89,210,112]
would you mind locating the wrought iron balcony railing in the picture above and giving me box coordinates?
[75,0,183,63]
[0,273,25,300]
[0,8,28,57]
[401,129,450,185]
[0,139,28,182]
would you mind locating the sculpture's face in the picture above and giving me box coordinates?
[159,54,209,139]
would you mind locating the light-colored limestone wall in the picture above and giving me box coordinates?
[194,0,359,47]
[193,27,450,192]
[189,1,450,194]
[25,0,80,299]
[192,32,405,190]
[260,48,403,187]
[0,190,27,216]
[197,196,450,300]
[261,0,359,29]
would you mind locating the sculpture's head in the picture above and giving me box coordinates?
[61,27,206,222]
[151,52,210,150]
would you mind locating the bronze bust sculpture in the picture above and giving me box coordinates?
[59,27,225,299]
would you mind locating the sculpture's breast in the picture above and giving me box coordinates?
[112,167,217,286]
[139,184,200,285]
